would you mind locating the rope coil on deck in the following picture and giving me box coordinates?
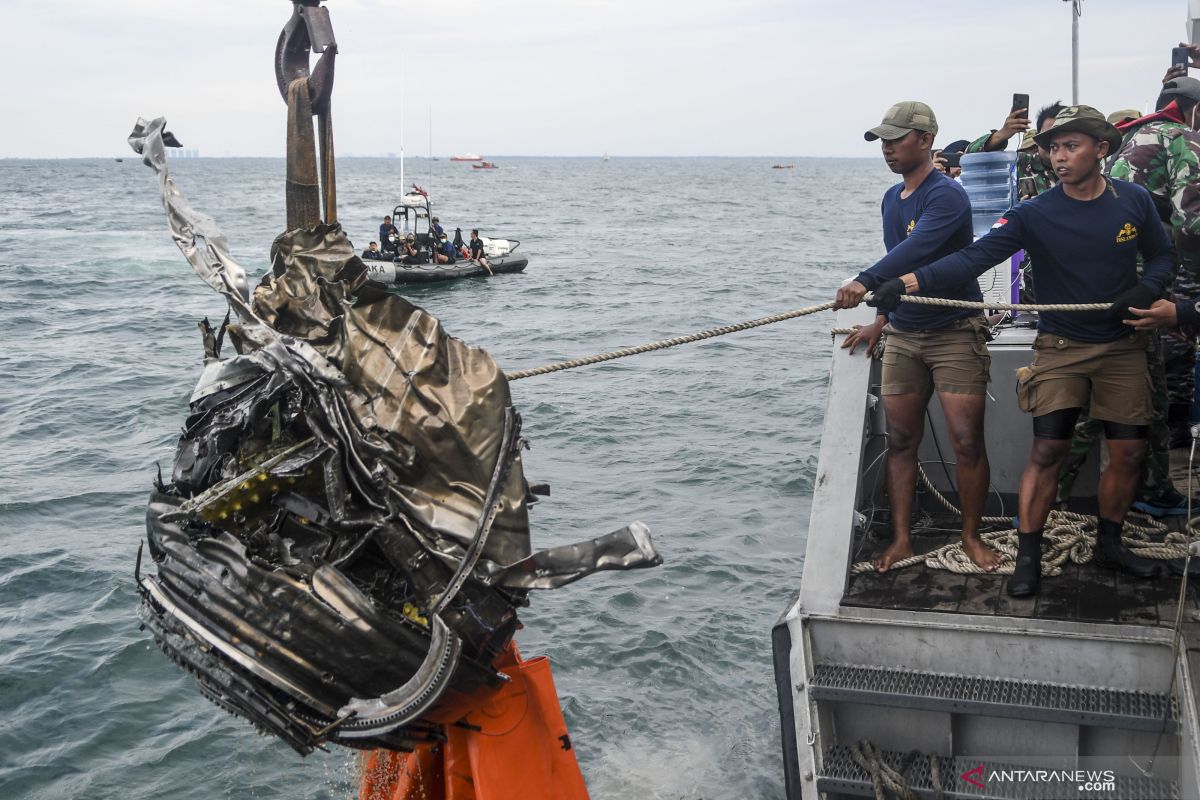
[505,294,1115,381]
[849,465,1197,576]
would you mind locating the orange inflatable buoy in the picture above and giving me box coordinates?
[359,644,589,800]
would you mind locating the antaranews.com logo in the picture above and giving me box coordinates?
[961,764,1117,793]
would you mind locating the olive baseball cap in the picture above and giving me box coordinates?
[1033,104,1122,153]
[864,101,939,141]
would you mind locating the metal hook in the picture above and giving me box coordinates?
[275,0,337,113]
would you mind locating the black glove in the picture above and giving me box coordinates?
[1109,282,1160,320]
[867,278,907,313]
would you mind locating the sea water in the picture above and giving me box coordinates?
[0,155,894,799]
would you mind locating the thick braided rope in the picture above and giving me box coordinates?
[505,300,836,380]
[851,465,1193,576]
[893,295,1112,313]
[508,295,1116,381]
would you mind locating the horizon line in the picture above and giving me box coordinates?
[0,154,876,161]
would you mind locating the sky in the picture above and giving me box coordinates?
[2,0,1198,158]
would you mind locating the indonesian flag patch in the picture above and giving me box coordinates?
[991,217,1009,229]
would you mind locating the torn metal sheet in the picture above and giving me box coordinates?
[131,117,661,755]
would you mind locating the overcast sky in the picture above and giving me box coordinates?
[2,0,1196,158]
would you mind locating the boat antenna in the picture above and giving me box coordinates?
[1065,0,1082,104]
[428,104,433,215]
[399,53,405,228]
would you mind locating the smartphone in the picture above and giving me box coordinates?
[1173,46,1190,72]
[941,151,962,169]
[1011,93,1030,114]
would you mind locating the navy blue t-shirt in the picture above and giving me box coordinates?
[854,169,981,331]
[914,179,1175,342]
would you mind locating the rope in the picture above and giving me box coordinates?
[851,465,1195,576]
[505,294,1115,381]
[505,300,836,380]
[894,295,1112,313]
[849,740,919,800]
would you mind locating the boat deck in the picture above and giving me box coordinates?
[844,511,1200,629]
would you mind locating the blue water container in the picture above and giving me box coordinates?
[960,151,1017,237]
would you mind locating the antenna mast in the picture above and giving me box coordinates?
[1068,0,1081,104]
[399,54,405,218]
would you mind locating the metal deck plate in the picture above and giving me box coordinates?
[811,663,1176,732]
[818,744,1178,799]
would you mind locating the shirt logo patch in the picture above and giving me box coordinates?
[991,217,1009,229]
[906,219,916,236]
[1116,222,1138,243]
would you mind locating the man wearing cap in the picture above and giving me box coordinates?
[833,101,1001,574]
[1057,79,1200,518]
[858,105,1175,597]
[379,215,401,256]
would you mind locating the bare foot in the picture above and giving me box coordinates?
[961,533,1002,572]
[873,540,913,573]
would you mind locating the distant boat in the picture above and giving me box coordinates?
[601,152,610,162]
[115,158,124,163]
[772,164,795,169]
[451,153,484,162]
[472,161,499,170]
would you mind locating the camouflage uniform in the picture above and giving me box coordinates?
[1109,119,1200,414]
[1059,119,1200,506]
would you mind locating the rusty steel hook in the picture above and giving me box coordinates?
[275,0,337,113]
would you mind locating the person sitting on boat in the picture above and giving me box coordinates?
[431,216,446,240]
[833,100,1002,575]
[469,229,494,276]
[379,215,401,255]
[399,233,425,264]
[361,241,387,261]
[433,233,458,264]
[867,105,1174,597]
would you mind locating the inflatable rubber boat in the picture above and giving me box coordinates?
[363,252,528,284]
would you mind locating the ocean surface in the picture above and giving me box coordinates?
[0,154,895,799]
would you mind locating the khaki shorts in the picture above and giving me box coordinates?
[880,316,992,397]
[1015,331,1153,425]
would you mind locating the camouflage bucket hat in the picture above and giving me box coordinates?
[864,100,938,142]
[1033,104,1122,153]
[1017,130,1038,152]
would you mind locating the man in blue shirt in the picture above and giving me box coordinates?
[834,101,1001,574]
[865,106,1174,597]
[379,215,401,255]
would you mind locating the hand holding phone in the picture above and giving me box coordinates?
[1011,93,1030,114]
[1173,46,1190,73]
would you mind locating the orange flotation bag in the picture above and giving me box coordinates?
[359,644,589,800]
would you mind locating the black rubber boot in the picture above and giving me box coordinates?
[1008,530,1043,598]
[1094,518,1163,578]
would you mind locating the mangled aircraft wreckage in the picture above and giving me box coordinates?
[129,0,660,758]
